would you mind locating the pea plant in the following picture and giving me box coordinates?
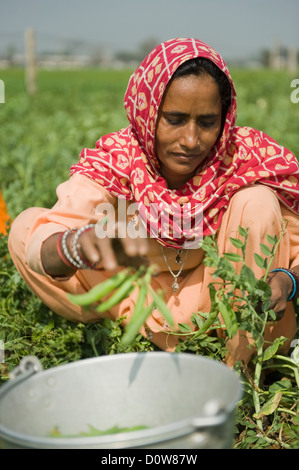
[68,264,174,347]
[68,224,299,448]
[174,225,299,448]
[1,223,298,448]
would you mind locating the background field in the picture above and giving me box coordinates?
[0,67,298,448]
[1,67,299,217]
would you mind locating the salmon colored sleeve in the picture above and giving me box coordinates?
[25,174,116,276]
[281,206,299,268]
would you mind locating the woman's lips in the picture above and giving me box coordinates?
[171,152,201,161]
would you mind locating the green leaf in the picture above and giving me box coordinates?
[254,253,267,269]
[268,309,277,320]
[263,336,286,361]
[260,243,272,257]
[240,264,257,288]
[291,343,299,364]
[269,378,292,394]
[191,313,206,329]
[229,237,244,249]
[253,393,282,419]
[218,301,238,339]
[178,323,192,332]
[266,234,277,245]
[223,252,242,262]
[238,226,248,237]
[256,279,272,298]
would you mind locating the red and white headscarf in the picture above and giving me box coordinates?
[70,38,299,248]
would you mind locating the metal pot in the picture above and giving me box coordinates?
[0,352,242,449]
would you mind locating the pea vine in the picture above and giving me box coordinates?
[174,225,299,448]
[69,223,299,448]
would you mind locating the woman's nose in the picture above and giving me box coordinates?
[179,122,199,150]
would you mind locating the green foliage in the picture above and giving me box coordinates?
[0,68,298,449]
[173,226,299,449]
[0,68,131,217]
[231,68,299,158]
[0,230,155,381]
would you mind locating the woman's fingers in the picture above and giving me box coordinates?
[113,218,149,258]
[98,236,119,270]
[121,233,149,257]
[78,222,149,271]
[266,272,291,320]
[78,227,118,271]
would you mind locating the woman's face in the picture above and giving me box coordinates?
[155,73,222,189]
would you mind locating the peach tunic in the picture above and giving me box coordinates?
[8,174,299,365]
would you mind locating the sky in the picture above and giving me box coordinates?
[0,0,299,61]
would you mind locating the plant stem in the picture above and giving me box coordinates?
[262,222,287,280]
[256,434,291,449]
[251,306,269,431]
[276,407,297,416]
[253,360,263,431]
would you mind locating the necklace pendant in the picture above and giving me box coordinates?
[172,279,179,292]
[175,254,181,264]
[175,250,182,264]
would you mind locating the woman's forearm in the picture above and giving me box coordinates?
[41,232,77,277]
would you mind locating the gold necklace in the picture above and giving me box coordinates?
[161,246,189,292]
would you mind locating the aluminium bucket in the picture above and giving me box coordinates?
[0,352,242,449]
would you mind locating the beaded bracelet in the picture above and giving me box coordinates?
[72,224,96,269]
[56,231,76,269]
[61,228,82,269]
[270,268,299,301]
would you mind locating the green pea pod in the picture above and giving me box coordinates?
[67,268,131,306]
[122,299,155,346]
[130,280,148,321]
[148,287,174,327]
[95,269,143,313]
[121,268,156,345]
[218,301,238,339]
[195,310,219,335]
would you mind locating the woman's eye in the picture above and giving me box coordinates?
[166,117,184,126]
[164,115,218,128]
[199,120,216,128]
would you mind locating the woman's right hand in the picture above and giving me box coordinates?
[41,223,149,277]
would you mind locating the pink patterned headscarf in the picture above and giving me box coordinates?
[70,38,299,248]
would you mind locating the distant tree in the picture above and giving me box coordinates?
[115,37,161,65]
[115,50,140,64]
[259,49,271,67]
[137,37,160,61]
[6,44,16,66]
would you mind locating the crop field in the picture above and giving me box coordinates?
[1,67,299,217]
[0,67,298,449]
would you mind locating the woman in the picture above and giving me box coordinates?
[8,38,299,365]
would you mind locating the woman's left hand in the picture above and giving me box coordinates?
[266,271,293,320]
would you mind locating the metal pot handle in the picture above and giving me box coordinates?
[192,399,228,430]
[191,411,227,429]
[0,356,43,399]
